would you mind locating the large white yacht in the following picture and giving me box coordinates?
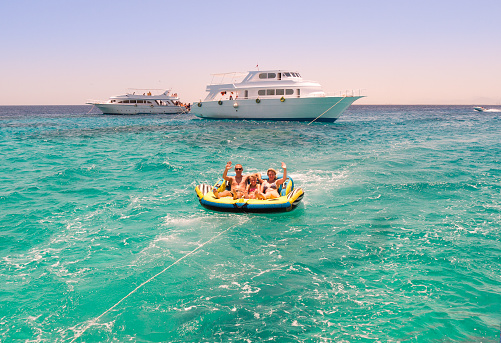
[88,89,188,115]
[191,70,364,122]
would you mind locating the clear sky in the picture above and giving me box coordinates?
[1,0,500,105]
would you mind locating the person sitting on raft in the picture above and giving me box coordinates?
[213,161,260,200]
[260,162,287,199]
[245,175,262,199]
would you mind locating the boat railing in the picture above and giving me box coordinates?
[324,89,366,97]
[125,88,170,95]
[86,99,107,104]
[207,89,366,101]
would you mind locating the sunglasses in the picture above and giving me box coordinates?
[235,168,243,170]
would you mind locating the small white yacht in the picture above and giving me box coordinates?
[87,89,187,115]
[191,70,364,122]
[473,106,486,112]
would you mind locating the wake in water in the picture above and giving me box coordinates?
[68,217,250,342]
[473,106,501,112]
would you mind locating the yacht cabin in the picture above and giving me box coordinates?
[109,99,178,106]
[204,70,326,102]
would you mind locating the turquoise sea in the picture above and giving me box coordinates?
[1,105,500,342]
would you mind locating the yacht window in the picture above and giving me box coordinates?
[276,89,284,95]
[267,73,276,79]
[284,72,291,77]
[244,90,248,99]
[137,100,144,104]
[278,73,281,80]
[297,89,300,97]
[258,90,266,96]
[124,100,130,103]
[297,73,301,77]
[130,100,136,104]
[286,89,294,95]
[267,89,275,96]
[259,73,267,79]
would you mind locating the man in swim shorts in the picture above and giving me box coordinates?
[213,161,259,199]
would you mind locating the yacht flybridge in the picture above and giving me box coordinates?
[87,89,187,115]
[191,70,364,122]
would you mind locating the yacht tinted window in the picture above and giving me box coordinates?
[284,72,291,77]
[286,89,294,95]
[276,89,285,95]
[258,90,266,96]
[267,89,275,95]
[268,73,276,79]
[297,73,301,77]
[259,73,267,79]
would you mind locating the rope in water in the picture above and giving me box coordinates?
[86,105,95,115]
[170,106,190,120]
[69,218,249,342]
[307,96,346,125]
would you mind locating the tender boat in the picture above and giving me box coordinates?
[473,106,486,112]
[195,173,304,213]
[191,70,364,122]
[87,89,188,115]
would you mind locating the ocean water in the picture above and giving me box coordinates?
[1,105,500,342]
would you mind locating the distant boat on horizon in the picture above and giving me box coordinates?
[473,106,501,113]
[191,70,364,122]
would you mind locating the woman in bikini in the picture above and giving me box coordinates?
[260,162,287,199]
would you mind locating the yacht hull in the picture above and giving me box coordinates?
[192,96,362,122]
[94,104,184,115]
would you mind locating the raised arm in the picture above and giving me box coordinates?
[277,162,287,186]
[222,161,233,182]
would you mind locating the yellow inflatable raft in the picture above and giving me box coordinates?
[195,175,304,213]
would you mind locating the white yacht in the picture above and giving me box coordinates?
[87,89,187,115]
[191,70,364,122]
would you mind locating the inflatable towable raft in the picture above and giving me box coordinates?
[195,174,304,213]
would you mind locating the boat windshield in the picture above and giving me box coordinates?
[209,72,248,85]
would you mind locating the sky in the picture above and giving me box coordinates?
[1,0,500,105]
